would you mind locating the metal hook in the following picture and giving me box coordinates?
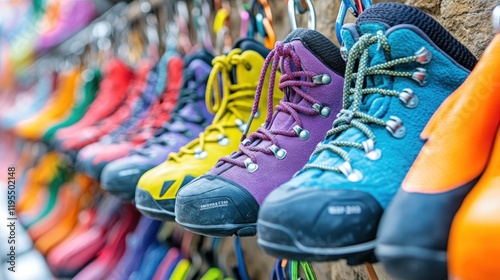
[335,0,369,45]
[240,9,251,38]
[262,17,276,49]
[249,0,276,47]
[288,0,316,30]
[258,0,273,23]
[165,21,179,51]
[192,0,213,51]
[493,5,500,32]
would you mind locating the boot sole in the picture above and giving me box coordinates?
[175,220,257,238]
[134,188,176,221]
[257,219,377,264]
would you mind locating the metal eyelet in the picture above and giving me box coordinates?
[399,88,419,109]
[415,47,432,64]
[217,134,230,146]
[194,147,208,159]
[336,110,354,124]
[293,125,309,140]
[340,43,348,61]
[312,74,331,85]
[338,162,363,182]
[312,103,331,118]
[235,119,247,132]
[362,139,381,161]
[412,68,428,86]
[244,158,258,173]
[269,144,287,160]
[386,116,406,139]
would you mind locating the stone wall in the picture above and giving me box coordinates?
[270,0,497,57]
[221,0,498,279]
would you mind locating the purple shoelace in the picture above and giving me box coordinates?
[219,42,322,168]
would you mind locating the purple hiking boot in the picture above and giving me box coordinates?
[175,29,346,237]
[100,50,215,200]
[109,217,162,279]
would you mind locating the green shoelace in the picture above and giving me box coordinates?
[304,31,421,176]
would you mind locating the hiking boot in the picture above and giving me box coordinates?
[75,54,183,180]
[43,68,101,143]
[134,39,283,221]
[174,29,346,237]
[376,9,500,280]
[0,71,54,130]
[448,129,500,280]
[256,2,477,264]
[54,58,134,140]
[15,67,82,141]
[101,50,215,199]
[56,60,153,154]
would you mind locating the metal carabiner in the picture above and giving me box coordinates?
[343,0,359,15]
[258,0,273,24]
[288,0,316,30]
[255,12,266,39]
[240,9,250,38]
[262,17,276,49]
[494,5,500,32]
[335,0,360,45]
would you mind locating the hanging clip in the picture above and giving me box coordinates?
[288,0,316,31]
[335,0,372,45]
[493,5,500,32]
[213,2,232,55]
[250,0,276,49]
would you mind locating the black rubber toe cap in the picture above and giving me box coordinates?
[175,174,260,237]
[101,161,153,200]
[258,186,382,256]
[376,181,476,280]
[75,155,108,181]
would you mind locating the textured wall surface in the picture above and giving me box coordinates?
[267,0,497,57]
[222,0,498,279]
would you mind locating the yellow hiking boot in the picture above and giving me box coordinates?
[135,40,283,221]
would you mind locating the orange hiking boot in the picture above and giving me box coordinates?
[30,174,95,255]
[448,128,500,280]
[17,152,60,214]
[376,14,500,280]
[15,67,82,141]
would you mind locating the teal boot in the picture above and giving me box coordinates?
[257,2,477,264]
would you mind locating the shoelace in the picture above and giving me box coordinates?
[136,69,208,152]
[169,49,257,162]
[219,42,322,168]
[303,31,424,180]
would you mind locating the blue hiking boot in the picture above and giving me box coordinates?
[257,2,477,264]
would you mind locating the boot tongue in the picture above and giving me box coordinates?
[230,38,270,84]
[176,52,214,125]
[233,37,270,59]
